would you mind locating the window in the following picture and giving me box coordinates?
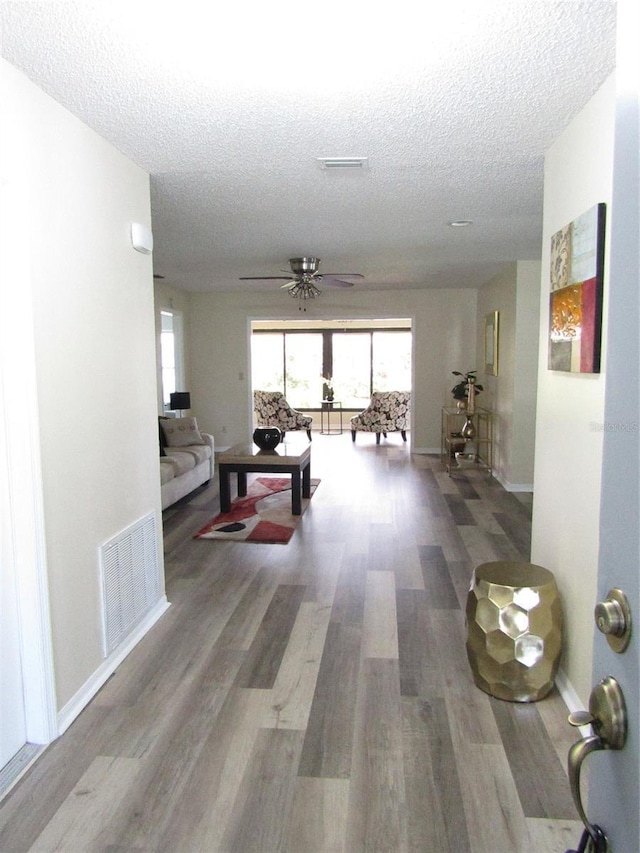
[372,331,412,392]
[332,333,371,408]
[251,333,284,393]
[251,332,323,408]
[251,323,412,409]
[284,334,323,408]
[160,310,185,409]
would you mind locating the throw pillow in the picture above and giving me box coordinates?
[159,417,168,456]
[160,416,206,447]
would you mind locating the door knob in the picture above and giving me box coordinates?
[594,588,631,652]
[567,676,627,849]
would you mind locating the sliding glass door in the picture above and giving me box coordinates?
[251,324,412,410]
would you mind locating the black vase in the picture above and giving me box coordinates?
[253,427,281,450]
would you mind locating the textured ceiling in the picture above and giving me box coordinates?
[0,1,617,294]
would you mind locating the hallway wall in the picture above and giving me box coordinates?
[531,74,616,702]
[2,59,164,720]
[476,260,540,490]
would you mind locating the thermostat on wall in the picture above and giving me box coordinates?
[131,222,154,254]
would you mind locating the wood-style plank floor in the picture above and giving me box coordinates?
[0,434,584,852]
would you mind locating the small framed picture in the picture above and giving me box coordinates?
[484,311,499,376]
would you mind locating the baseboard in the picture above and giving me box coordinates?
[412,447,440,455]
[494,470,534,492]
[56,596,170,736]
[555,667,590,737]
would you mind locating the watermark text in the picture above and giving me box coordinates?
[590,421,639,433]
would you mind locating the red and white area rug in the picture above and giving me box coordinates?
[194,476,320,544]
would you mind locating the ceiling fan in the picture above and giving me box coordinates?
[239,257,364,309]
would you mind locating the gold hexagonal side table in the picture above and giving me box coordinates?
[466,561,563,702]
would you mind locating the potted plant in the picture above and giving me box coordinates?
[451,370,483,410]
[322,375,334,402]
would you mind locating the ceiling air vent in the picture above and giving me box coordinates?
[317,157,368,170]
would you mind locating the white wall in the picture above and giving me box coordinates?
[477,264,516,479]
[2,60,164,714]
[511,261,542,486]
[476,261,540,490]
[531,75,616,702]
[187,288,479,451]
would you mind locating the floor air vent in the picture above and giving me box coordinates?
[99,512,161,656]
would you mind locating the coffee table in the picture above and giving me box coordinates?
[218,440,311,515]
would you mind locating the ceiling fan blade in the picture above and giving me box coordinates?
[239,260,362,293]
[239,275,294,281]
[321,276,356,288]
[323,273,365,279]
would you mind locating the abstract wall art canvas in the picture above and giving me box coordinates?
[548,203,606,373]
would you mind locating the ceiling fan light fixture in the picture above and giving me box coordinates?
[288,278,321,311]
[317,157,368,170]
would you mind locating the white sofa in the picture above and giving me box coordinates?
[159,418,214,510]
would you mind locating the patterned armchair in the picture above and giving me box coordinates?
[253,390,312,440]
[350,391,411,444]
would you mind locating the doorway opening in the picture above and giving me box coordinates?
[250,318,413,430]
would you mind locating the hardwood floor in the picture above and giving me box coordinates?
[0,434,583,852]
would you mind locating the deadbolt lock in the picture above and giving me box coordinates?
[594,588,632,653]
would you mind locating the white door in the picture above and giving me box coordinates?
[0,119,28,775]
[0,392,27,770]
[0,562,27,772]
[0,105,57,773]
[585,6,639,849]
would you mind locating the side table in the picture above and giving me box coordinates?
[320,400,343,435]
[441,406,493,476]
[466,561,563,702]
